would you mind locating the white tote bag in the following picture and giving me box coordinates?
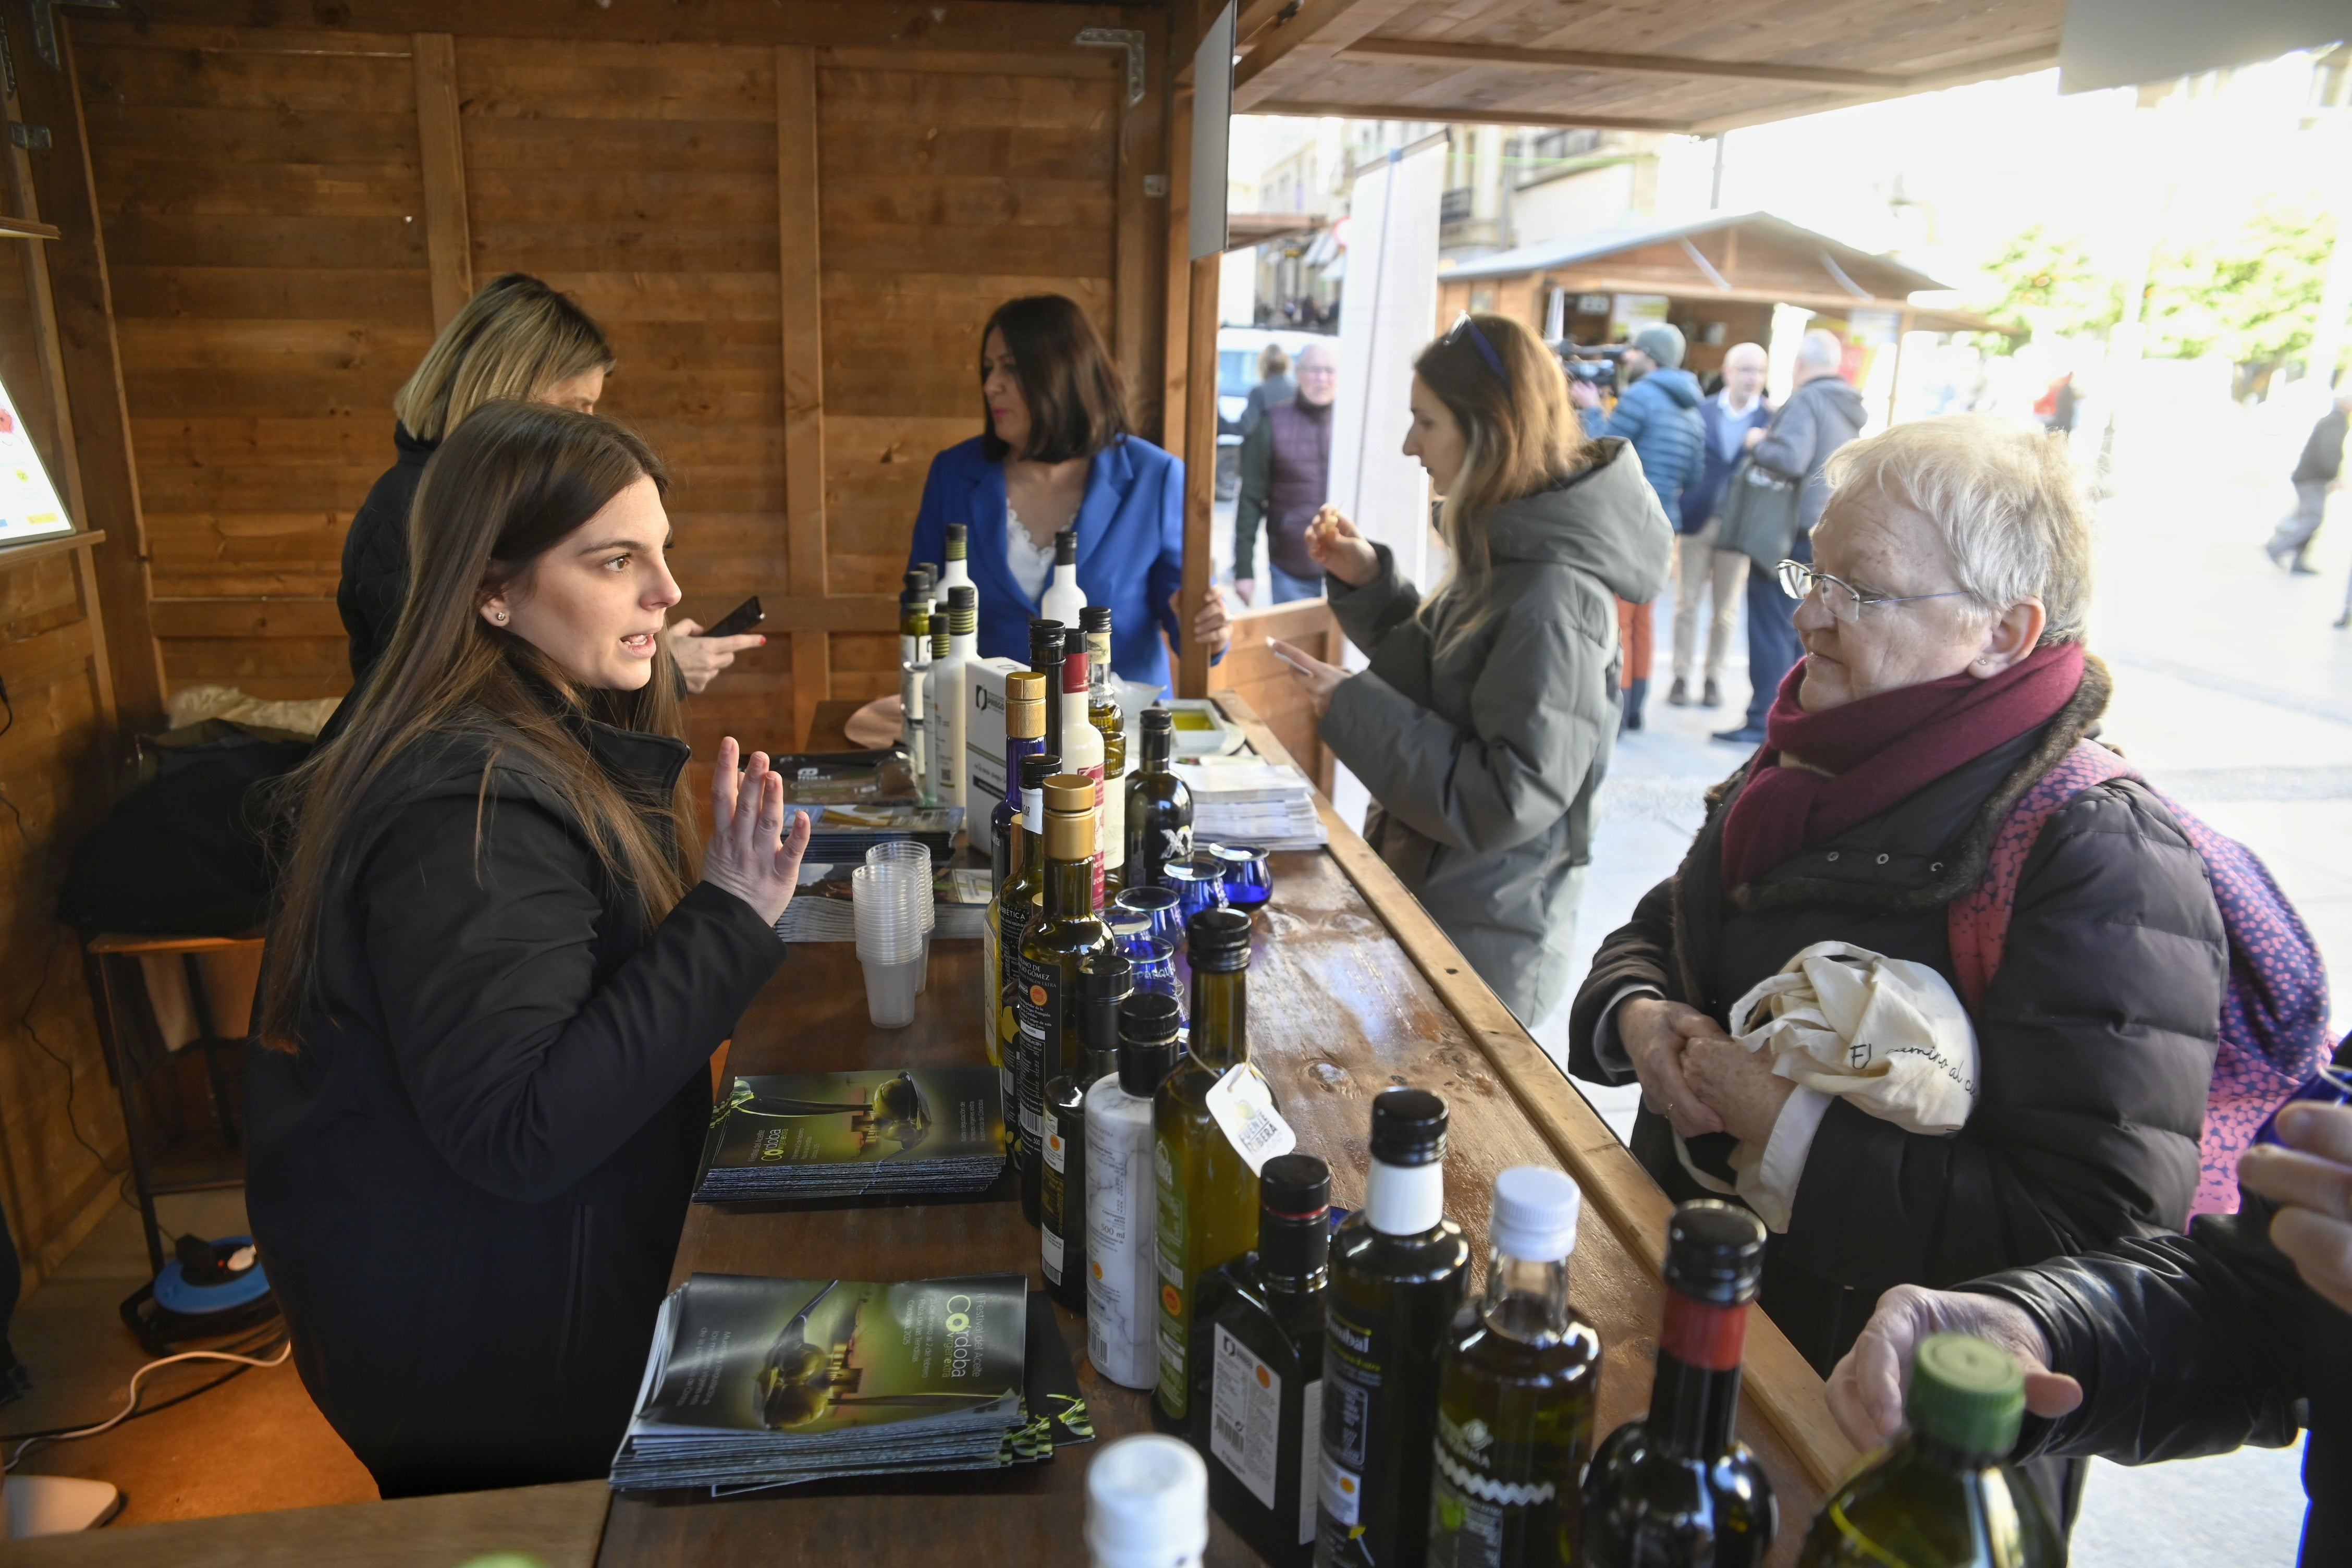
[1675,941,1978,1230]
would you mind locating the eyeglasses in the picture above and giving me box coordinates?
[1446,312,1511,390]
[1777,560,1973,624]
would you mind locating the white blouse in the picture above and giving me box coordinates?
[1005,505,1055,602]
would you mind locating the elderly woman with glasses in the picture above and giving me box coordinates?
[1569,415,2229,1404]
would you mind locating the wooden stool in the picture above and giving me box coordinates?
[82,933,265,1276]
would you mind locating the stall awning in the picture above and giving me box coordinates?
[1229,0,2065,135]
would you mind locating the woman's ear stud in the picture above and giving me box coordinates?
[493,610,509,624]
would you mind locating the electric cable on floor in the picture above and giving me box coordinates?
[2,1333,292,1472]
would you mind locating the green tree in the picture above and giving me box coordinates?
[2143,200,2335,368]
[1969,225,2124,352]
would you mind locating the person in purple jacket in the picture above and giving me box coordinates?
[905,295,1229,689]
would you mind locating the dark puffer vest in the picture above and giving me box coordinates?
[1263,396,1333,578]
[1568,657,2227,1375]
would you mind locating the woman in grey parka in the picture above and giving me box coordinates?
[1269,313,1673,1024]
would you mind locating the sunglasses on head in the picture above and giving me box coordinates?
[1446,312,1511,390]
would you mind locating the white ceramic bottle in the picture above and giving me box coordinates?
[1087,994,1178,1391]
[924,586,979,814]
[1040,525,1086,630]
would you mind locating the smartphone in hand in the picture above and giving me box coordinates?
[696,596,765,638]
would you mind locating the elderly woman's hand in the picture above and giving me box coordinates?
[1682,1034,1798,1145]
[1826,1284,2082,1450]
[1616,997,1729,1141]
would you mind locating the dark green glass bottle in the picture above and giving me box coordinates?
[1316,1088,1471,1568]
[1794,1334,2062,1568]
[1125,707,1194,891]
[1194,1153,1331,1568]
[998,751,1059,1191]
[1579,1201,1777,1568]
[1428,1166,1600,1568]
[1154,905,1261,1424]
[1020,774,1112,1229]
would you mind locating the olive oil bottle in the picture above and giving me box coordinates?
[1125,707,1194,891]
[998,752,1060,1195]
[1020,774,1113,1227]
[1794,1335,2061,1568]
[1579,1202,1777,1568]
[1428,1166,1600,1568]
[1317,1088,1471,1568]
[1154,905,1261,1423]
[1083,605,1128,892]
[1194,1153,1332,1568]
[1044,1071,1091,1312]
[990,670,1048,893]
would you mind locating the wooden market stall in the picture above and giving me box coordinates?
[0,0,2079,1555]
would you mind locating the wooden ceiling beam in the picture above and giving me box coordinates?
[1232,0,1423,108]
[1340,36,1910,90]
[1250,98,1691,132]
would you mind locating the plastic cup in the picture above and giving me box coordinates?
[861,955,923,1028]
[852,863,926,972]
[866,841,935,991]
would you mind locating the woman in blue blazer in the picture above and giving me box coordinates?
[906,295,1228,689]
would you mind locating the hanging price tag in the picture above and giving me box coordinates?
[1203,1061,1297,1174]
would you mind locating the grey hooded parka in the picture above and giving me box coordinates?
[1317,438,1674,1024]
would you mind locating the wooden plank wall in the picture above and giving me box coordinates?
[72,15,1157,764]
[0,266,127,1288]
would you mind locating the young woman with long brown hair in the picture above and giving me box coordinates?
[1269,312,1674,1025]
[250,400,811,1495]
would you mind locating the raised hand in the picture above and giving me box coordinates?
[1303,505,1379,587]
[700,737,813,926]
[664,621,765,695]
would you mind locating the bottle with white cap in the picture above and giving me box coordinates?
[1088,1433,1209,1568]
[1426,1166,1602,1568]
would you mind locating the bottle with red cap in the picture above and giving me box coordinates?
[1579,1200,1778,1566]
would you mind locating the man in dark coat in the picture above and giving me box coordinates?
[246,705,789,1495]
[1825,1034,2352,1567]
[1715,328,1867,744]
[1234,341,1336,605]
[2270,388,2349,576]
[1569,653,2226,1379]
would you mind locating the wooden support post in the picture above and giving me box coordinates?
[777,44,829,748]
[1177,254,1218,699]
[1160,84,1193,488]
[1885,307,1914,428]
[1113,13,1169,444]
[413,33,472,331]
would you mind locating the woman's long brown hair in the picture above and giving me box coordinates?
[1413,312,1596,656]
[259,401,693,1051]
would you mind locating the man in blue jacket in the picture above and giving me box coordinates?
[1672,341,1771,708]
[1571,323,1704,729]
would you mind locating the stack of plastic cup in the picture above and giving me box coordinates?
[864,840,935,994]
[851,862,926,1028]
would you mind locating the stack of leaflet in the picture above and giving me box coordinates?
[776,864,990,944]
[782,803,963,864]
[609,1272,1091,1494]
[1172,755,1327,851]
[694,1068,1007,1204]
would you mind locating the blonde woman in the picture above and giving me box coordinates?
[336,273,758,692]
[1270,313,1673,1023]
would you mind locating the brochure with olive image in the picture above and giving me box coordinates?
[694,1068,1008,1204]
[610,1272,1088,1493]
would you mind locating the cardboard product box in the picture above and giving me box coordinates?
[963,657,1024,855]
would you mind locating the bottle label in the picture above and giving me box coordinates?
[1023,786,1044,834]
[1016,960,1059,1142]
[1430,1408,1557,1568]
[1300,1379,1323,1545]
[1210,1325,1283,1510]
[1318,1448,1363,1529]
[1318,1298,1379,1552]
[1204,1062,1297,1174]
[1661,1294,1749,1373]
[1086,1097,1157,1390]
[1154,1138,1189,1408]
[1041,1223,1065,1283]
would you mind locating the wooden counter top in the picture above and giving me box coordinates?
[597,694,1851,1566]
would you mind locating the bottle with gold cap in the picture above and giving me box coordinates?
[991,669,1049,895]
[998,752,1060,1177]
[1018,773,1114,1227]
[1082,605,1129,893]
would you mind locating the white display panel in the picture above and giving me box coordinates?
[0,370,70,547]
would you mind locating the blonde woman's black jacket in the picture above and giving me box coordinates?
[246,705,783,1497]
[1567,659,2227,1375]
[1964,1032,2351,1568]
[336,422,436,683]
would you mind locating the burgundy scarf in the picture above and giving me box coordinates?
[1718,642,2085,890]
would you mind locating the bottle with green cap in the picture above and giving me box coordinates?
[1794,1333,2063,1567]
